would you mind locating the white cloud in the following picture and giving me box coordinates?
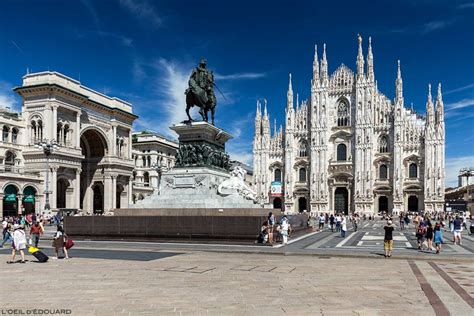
[446,98,474,110]
[228,151,253,165]
[446,155,474,187]
[421,20,454,34]
[119,0,161,28]
[214,72,266,81]
[0,82,19,111]
[150,58,192,138]
[444,83,474,95]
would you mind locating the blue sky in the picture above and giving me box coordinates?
[0,0,473,186]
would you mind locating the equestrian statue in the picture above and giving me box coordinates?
[185,58,217,125]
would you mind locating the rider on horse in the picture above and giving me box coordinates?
[185,59,216,124]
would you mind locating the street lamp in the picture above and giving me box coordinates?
[151,161,168,195]
[35,139,60,211]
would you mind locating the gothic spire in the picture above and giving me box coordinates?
[273,118,277,136]
[321,43,328,81]
[367,36,374,82]
[436,83,444,124]
[287,73,294,110]
[263,98,268,119]
[312,44,319,85]
[396,60,403,102]
[356,34,365,79]
[256,99,261,117]
[426,84,435,125]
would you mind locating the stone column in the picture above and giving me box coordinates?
[111,175,117,210]
[75,169,81,209]
[76,112,81,148]
[128,129,132,159]
[112,125,117,156]
[128,177,133,207]
[104,175,113,212]
[51,166,58,209]
[52,105,58,141]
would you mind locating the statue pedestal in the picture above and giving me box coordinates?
[131,121,266,210]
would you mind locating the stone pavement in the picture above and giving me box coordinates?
[1,251,473,315]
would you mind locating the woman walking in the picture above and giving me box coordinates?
[52,226,69,259]
[425,223,434,251]
[433,223,444,254]
[7,224,26,263]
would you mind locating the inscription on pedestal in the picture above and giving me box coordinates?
[174,176,195,188]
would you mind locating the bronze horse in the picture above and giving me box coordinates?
[185,72,216,125]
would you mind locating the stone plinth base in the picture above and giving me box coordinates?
[132,167,265,209]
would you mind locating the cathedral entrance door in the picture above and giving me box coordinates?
[334,187,348,215]
[273,198,282,210]
[378,196,389,214]
[408,195,418,213]
[298,197,307,213]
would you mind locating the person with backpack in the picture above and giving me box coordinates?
[7,224,27,264]
[52,226,69,259]
[416,223,426,250]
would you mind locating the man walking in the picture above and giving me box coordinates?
[383,220,395,258]
[318,213,325,231]
[30,221,43,248]
[452,215,463,245]
[329,214,335,232]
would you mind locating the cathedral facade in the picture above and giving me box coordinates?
[253,36,445,215]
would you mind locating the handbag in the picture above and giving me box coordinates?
[65,238,74,250]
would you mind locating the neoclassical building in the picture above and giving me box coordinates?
[1,71,137,216]
[253,36,445,215]
[131,131,178,203]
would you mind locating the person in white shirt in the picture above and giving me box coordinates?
[7,224,26,263]
[340,216,347,238]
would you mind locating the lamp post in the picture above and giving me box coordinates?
[35,139,60,211]
[151,162,168,195]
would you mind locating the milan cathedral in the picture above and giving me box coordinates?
[253,36,445,215]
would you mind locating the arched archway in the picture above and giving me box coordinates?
[57,178,69,209]
[334,187,349,215]
[273,198,282,210]
[22,186,37,214]
[298,197,307,213]
[3,184,19,217]
[378,196,388,214]
[408,195,419,213]
[80,128,108,212]
[93,183,104,214]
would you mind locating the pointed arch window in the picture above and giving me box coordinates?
[409,163,418,178]
[274,168,282,182]
[379,164,388,180]
[379,136,389,153]
[299,168,307,182]
[299,140,307,157]
[337,100,350,126]
[337,144,347,161]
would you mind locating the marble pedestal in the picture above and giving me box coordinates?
[132,121,265,210]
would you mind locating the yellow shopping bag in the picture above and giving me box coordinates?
[28,246,39,254]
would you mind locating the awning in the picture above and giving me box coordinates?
[23,195,35,203]
[4,194,17,202]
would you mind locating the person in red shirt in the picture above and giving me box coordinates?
[29,222,42,248]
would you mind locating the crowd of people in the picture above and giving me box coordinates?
[258,209,473,255]
[2,213,71,263]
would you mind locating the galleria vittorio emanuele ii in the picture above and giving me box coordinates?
[253,36,446,215]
